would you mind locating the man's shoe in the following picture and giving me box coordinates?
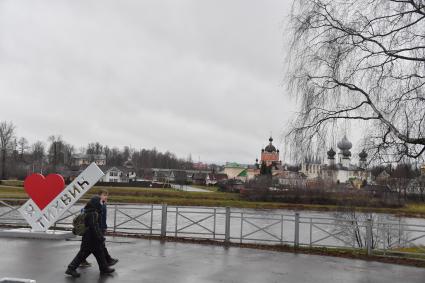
[107,258,119,266]
[65,268,81,278]
[100,267,115,274]
[80,260,92,267]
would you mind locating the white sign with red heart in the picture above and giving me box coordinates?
[18,163,104,232]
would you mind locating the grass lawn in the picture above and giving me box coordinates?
[2,181,425,217]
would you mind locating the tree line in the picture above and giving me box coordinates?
[0,121,194,180]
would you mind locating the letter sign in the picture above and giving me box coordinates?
[19,163,104,232]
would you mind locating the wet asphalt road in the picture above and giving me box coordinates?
[0,237,424,283]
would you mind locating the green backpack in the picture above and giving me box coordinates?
[72,212,87,236]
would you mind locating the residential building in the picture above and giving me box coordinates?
[99,166,136,183]
[206,173,228,186]
[193,173,208,185]
[193,162,209,170]
[72,153,106,166]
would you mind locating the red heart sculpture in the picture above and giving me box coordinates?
[24,174,65,210]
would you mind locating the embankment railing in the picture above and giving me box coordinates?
[0,198,423,258]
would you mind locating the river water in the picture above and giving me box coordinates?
[1,203,424,249]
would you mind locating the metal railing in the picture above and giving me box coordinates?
[0,198,424,258]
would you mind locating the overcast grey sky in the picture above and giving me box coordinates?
[0,0,295,164]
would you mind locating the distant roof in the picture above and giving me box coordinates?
[193,173,207,179]
[215,173,228,180]
[98,165,135,173]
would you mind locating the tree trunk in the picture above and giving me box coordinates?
[1,149,6,180]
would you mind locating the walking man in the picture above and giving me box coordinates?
[65,196,115,277]
[80,189,118,267]
[98,189,119,265]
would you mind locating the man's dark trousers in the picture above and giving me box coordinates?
[102,229,112,262]
[68,238,108,270]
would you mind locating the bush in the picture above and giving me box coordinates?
[241,178,403,208]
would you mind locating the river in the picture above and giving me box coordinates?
[1,203,424,249]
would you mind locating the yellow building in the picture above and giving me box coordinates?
[222,162,246,179]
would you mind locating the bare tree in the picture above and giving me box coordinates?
[31,141,45,173]
[418,175,425,201]
[333,210,408,249]
[17,137,29,160]
[86,142,103,155]
[0,121,16,179]
[63,143,75,166]
[287,0,425,162]
[31,141,45,161]
[47,135,63,170]
[387,177,410,203]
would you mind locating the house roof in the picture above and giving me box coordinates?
[98,165,135,174]
[154,171,170,177]
[207,173,228,180]
[193,173,207,179]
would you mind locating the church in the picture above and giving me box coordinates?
[221,136,284,182]
[300,135,371,184]
[259,137,282,167]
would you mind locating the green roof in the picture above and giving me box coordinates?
[237,169,248,177]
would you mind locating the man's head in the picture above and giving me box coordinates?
[87,195,102,212]
[98,189,109,203]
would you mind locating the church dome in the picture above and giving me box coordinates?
[327,147,336,159]
[342,149,351,157]
[264,137,277,152]
[359,149,368,161]
[337,135,352,151]
[265,144,277,152]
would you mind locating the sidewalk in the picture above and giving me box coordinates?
[0,236,424,283]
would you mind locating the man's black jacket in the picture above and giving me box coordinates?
[83,196,105,244]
